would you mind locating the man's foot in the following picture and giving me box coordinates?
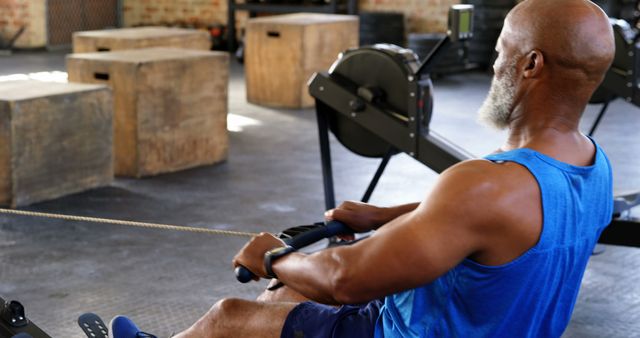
[78,313,108,338]
[109,316,157,338]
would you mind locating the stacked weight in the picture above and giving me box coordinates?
[463,0,516,69]
[408,33,467,76]
[359,12,404,46]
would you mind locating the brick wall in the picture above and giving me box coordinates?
[360,0,461,33]
[122,0,458,35]
[0,0,46,48]
[122,0,228,27]
[0,0,460,48]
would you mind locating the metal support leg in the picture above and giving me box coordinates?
[227,0,236,53]
[361,148,395,203]
[317,104,336,210]
[588,97,613,137]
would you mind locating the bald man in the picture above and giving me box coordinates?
[112,1,616,337]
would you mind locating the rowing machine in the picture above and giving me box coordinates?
[308,5,476,210]
[586,18,640,245]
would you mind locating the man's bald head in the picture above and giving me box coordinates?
[478,0,615,130]
[504,0,614,82]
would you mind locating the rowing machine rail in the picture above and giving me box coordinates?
[0,297,52,338]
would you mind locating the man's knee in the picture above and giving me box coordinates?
[207,298,246,320]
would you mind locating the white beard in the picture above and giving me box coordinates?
[477,65,517,130]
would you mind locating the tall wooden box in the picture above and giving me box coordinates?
[245,13,359,108]
[67,48,229,178]
[73,27,211,53]
[0,80,113,208]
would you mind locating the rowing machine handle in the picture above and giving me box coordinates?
[235,221,353,283]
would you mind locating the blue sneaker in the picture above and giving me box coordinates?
[109,316,157,338]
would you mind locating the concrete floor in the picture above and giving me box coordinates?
[0,49,639,337]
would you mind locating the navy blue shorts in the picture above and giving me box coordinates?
[281,300,383,338]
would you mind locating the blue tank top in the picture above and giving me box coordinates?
[375,142,613,338]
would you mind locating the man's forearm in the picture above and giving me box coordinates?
[376,202,419,228]
[269,203,419,303]
[271,247,355,305]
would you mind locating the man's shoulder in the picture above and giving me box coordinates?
[440,159,538,198]
[427,160,543,263]
[432,159,541,226]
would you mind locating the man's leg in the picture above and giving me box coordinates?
[256,280,311,303]
[173,298,297,338]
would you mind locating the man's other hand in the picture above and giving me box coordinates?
[233,233,286,280]
[325,201,389,234]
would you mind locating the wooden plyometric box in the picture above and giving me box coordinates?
[73,26,211,53]
[0,80,113,208]
[67,48,229,178]
[245,13,359,108]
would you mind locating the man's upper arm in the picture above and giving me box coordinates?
[332,160,503,303]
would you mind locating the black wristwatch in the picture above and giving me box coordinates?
[264,245,296,279]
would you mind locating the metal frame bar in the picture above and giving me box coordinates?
[588,97,613,137]
[309,72,415,153]
[316,104,336,211]
[599,219,640,247]
[310,70,474,209]
[361,148,395,203]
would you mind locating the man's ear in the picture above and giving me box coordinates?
[523,49,544,78]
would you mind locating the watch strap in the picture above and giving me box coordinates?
[264,245,295,279]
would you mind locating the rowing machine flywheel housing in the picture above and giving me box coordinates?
[317,44,434,158]
[309,5,475,209]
